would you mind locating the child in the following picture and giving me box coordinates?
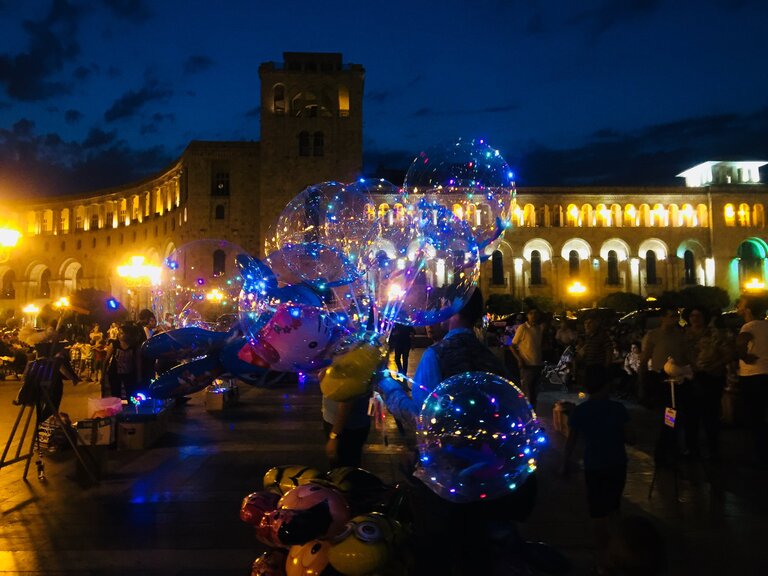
[561,377,634,576]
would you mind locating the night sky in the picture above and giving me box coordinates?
[1,0,767,199]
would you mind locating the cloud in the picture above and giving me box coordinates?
[569,0,662,38]
[184,55,213,75]
[104,78,173,122]
[101,0,151,23]
[244,106,260,118]
[411,102,518,117]
[366,90,392,103]
[82,127,117,148]
[64,109,82,123]
[0,117,173,197]
[139,112,174,134]
[516,108,768,186]
[0,0,82,101]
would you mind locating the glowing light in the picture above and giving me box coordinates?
[52,296,70,310]
[387,284,406,301]
[745,278,765,291]
[117,256,161,285]
[567,280,587,295]
[22,304,40,314]
[0,227,21,248]
[206,288,225,302]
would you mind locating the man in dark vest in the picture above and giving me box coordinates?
[379,286,506,426]
[379,287,539,575]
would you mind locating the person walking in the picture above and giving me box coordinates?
[561,376,635,576]
[511,307,545,410]
[103,323,141,400]
[639,305,692,465]
[683,306,733,459]
[389,323,414,375]
[575,316,612,393]
[735,295,768,469]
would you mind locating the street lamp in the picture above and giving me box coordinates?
[0,227,21,264]
[744,277,766,292]
[22,303,40,328]
[116,256,161,318]
[567,280,587,311]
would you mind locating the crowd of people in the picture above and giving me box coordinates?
[372,291,767,575]
[2,308,173,403]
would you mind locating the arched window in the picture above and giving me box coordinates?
[531,250,542,285]
[738,203,751,227]
[681,204,697,227]
[596,204,611,226]
[299,131,311,156]
[724,204,736,226]
[1,270,15,299]
[491,250,504,285]
[754,204,765,228]
[39,269,51,298]
[213,250,226,277]
[737,240,764,284]
[215,205,225,220]
[273,84,286,115]
[568,250,580,277]
[624,204,637,227]
[338,85,350,117]
[683,250,696,285]
[645,251,657,285]
[313,131,324,156]
[607,250,619,285]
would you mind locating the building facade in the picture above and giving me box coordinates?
[0,52,364,319]
[0,51,766,321]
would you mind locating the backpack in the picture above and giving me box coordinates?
[112,346,135,374]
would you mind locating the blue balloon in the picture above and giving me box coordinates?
[414,371,545,503]
[148,355,223,398]
[141,327,229,360]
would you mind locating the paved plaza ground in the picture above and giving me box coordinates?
[0,347,767,575]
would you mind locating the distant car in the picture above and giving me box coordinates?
[618,308,664,332]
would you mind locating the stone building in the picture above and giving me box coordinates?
[366,160,768,310]
[0,52,364,319]
[0,50,766,322]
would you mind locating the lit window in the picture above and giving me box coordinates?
[724,204,736,226]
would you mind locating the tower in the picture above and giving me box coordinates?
[258,52,364,255]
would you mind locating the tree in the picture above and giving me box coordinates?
[598,291,646,313]
[69,289,129,329]
[485,294,522,317]
[678,285,731,311]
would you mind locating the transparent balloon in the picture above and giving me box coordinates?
[403,138,515,255]
[270,181,380,286]
[236,249,367,374]
[414,371,546,504]
[364,199,480,329]
[153,239,246,332]
[238,249,369,340]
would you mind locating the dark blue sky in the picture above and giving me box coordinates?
[1,0,767,198]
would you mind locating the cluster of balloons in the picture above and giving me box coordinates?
[142,138,515,401]
[240,465,409,576]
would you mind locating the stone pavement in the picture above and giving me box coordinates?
[0,349,766,575]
